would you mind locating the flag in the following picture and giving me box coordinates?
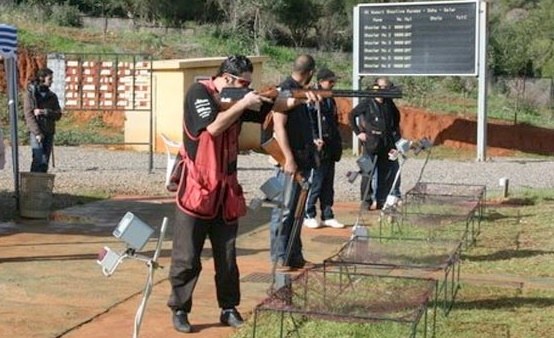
[0,24,17,57]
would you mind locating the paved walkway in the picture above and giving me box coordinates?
[1,198,553,338]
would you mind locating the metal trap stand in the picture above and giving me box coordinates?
[132,217,168,338]
[97,217,168,338]
[351,154,378,238]
[405,182,487,245]
[253,268,437,338]
[324,236,462,316]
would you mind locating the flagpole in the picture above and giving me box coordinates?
[1,24,20,208]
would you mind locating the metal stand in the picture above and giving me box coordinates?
[324,236,461,316]
[253,269,437,338]
[97,217,168,338]
[132,217,168,338]
[351,154,377,238]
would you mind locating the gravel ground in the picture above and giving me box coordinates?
[1,145,554,221]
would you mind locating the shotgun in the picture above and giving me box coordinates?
[261,137,306,183]
[221,86,403,104]
[255,85,402,167]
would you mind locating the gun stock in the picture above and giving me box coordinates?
[261,137,304,183]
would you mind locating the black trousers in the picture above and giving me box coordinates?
[360,149,400,207]
[305,160,336,220]
[167,208,240,312]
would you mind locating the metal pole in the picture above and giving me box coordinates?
[352,5,361,156]
[476,0,489,161]
[133,217,168,338]
[6,57,20,208]
[148,55,153,173]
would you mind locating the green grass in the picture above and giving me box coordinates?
[436,286,554,338]
[54,114,123,146]
[462,196,554,277]
[236,312,415,338]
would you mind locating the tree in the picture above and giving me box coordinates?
[84,0,120,34]
[526,0,554,77]
[275,0,320,47]
[489,18,535,123]
[313,0,348,51]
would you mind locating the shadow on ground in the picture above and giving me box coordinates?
[1,193,274,243]
[462,249,554,262]
[453,296,554,310]
[0,190,104,223]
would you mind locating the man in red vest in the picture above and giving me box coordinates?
[167,55,318,333]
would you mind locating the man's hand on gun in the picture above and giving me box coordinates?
[302,90,322,106]
[313,139,324,152]
[357,132,368,142]
[240,90,273,111]
[283,157,298,176]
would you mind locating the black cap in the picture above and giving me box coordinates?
[317,68,338,81]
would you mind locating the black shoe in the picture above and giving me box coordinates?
[275,263,297,273]
[172,310,192,333]
[289,259,317,270]
[220,308,244,328]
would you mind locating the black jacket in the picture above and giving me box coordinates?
[309,96,342,162]
[348,98,401,154]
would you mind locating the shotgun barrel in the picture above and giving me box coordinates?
[220,86,403,102]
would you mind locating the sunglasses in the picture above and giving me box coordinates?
[228,74,252,87]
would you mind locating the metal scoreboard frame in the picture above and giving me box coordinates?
[353,0,479,77]
[352,0,489,161]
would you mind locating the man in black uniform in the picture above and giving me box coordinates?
[303,68,344,229]
[269,54,322,271]
[348,77,401,210]
[167,54,317,333]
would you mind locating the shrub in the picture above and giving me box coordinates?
[49,3,82,28]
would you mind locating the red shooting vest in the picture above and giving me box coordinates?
[176,79,247,222]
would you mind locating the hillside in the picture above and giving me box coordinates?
[1,17,553,157]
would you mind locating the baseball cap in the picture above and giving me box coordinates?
[317,68,338,81]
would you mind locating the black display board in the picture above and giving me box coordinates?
[356,1,478,76]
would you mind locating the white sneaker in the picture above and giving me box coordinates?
[303,218,321,229]
[396,197,404,207]
[322,219,345,228]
